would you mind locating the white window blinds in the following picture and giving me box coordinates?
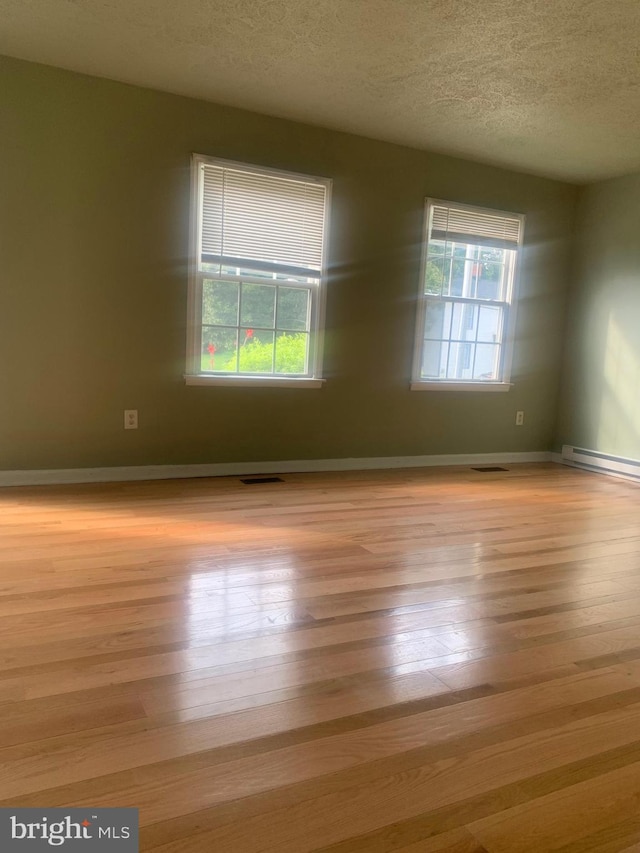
[430,203,522,250]
[200,163,328,278]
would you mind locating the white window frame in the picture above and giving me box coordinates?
[411,199,525,392]
[185,155,331,388]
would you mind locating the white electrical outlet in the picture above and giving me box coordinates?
[124,409,138,430]
[515,410,524,426]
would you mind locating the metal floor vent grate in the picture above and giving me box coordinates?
[240,476,284,484]
[471,466,509,472]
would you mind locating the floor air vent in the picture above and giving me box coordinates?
[240,476,284,484]
[471,466,509,472]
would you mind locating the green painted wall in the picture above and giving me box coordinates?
[555,174,640,460]
[0,54,577,470]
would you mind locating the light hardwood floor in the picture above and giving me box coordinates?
[1,462,640,851]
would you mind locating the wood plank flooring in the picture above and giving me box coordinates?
[0,462,640,851]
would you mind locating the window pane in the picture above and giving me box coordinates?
[238,329,275,373]
[463,303,478,337]
[480,247,506,264]
[201,327,238,372]
[424,299,447,339]
[275,331,308,374]
[477,304,503,343]
[461,342,472,370]
[433,245,512,300]
[473,344,500,380]
[448,257,500,299]
[442,242,476,260]
[477,260,507,300]
[277,288,309,331]
[240,284,276,328]
[448,301,468,339]
[422,340,448,379]
[424,257,446,295]
[202,280,239,326]
[446,342,469,379]
[442,256,465,296]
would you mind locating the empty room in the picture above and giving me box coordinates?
[1,1,640,851]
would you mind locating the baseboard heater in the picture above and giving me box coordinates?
[561,445,640,482]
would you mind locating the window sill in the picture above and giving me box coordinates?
[410,381,512,392]
[185,374,325,388]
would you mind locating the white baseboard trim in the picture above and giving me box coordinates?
[554,445,640,484]
[0,451,552,487]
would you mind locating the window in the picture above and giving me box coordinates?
[411,199,524,391]
[186,155,331,387]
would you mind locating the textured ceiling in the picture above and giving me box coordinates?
[2,0,640,183]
